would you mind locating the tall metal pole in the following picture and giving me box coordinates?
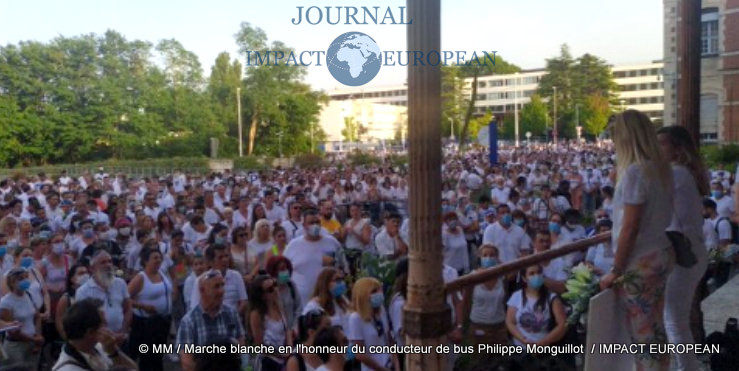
[677,0,702,146]
[405,0,449,371]
[237,87,243,157]
[514,72,520,147]
[552,86,558,145]
[449,117,454,141]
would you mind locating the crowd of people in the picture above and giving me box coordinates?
[0,109,736,371]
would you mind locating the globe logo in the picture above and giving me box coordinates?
[326,32,381,86]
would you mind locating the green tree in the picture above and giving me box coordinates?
[342,116,359,143]
[538,45,617,140]
[455,53,520,149]
[208,52,243,151]
[520,94,549,138]
[581,93,611,137]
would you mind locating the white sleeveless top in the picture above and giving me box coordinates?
[133,271,172,317]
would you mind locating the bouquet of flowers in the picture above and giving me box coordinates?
[561,263,600,325]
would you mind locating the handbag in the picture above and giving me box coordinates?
[666,230,697,268]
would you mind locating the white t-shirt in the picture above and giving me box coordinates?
[469,280,506,325]
[347,310,391,371]
[668,165,708,256]
[283,236,340,305]
[482,223,528,264]
[389,294,405,347]
[0,292,36,336]
[612,163,673,266]
[75,278,130,332]
[506,290,556,346]
[491,187,510,206]
[713,195,735,220]
[442,228,469,273]
[264,205,286,223]
[303,298,349,331]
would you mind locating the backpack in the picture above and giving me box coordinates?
[715,217,739,244]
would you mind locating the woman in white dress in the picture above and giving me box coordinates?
[599,110,674,371]
[657,125,710,371]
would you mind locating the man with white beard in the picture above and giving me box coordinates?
[75,250,132,345]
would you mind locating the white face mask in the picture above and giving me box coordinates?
[118,227,131,237]
[52,243,65,255]
[308,224,321,238]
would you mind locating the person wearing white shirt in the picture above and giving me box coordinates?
[442,212,470,275]
[281,201,304,242]
[482,205,528,264]
[285,217,341,306]
[263,191,286,223]
[188,244,247,315]
[490,178,511,206]
[710,182,735,219]
[556,209,587,268]
[157,185,175,211]
[373,213,408,261]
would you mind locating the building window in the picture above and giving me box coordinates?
[700,94,718,126]
[701,10,719,56]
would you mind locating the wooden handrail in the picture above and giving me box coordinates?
[445,232,612,293]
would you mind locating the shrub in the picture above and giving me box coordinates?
[293,153,325,169]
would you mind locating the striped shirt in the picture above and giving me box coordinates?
[176,304,245,346]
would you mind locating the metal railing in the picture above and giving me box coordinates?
[445,232,611,293]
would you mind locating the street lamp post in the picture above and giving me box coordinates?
[449,117,454,141]
[514,72,520,147]
[552,86,558,145]
[236,87,243,157]
[575,103,581,142]
[277,130,283,158]
[526,131,532,146]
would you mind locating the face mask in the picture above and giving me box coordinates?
[346,344,356,362]
[277,270,291,284]
[0,246,6,258]
[549,222,561,234]
[514,219,525,227]
[52,243,64,255]
[528,274,545,289]
[712,191,722,199]
[17,279,31,292]
[82,228,95,239]
[20,256,33,269]
[480,257,498,269]
[566,222,578,230]
[308,224,321,238]
[370,292,385,308]
[74,274,90,286]
[178,206,187,214]
[501,214,512,226]
[119,227,131,237]
[331,281,347,298]
[447,221,458,230]
[215,237,226,245]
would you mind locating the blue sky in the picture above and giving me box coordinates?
[0,0,663,91]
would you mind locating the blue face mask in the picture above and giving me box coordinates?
[528,274,545,289]
[480,257,498,269]
[277,270,291,284]
[17,279,31,292]
[331,281,347,298]
[82,228,95,239]
[346,344,356,362]
[501,214,512,226]
[20,256,33,269]
[514,219,525,227]
[712,191,723,199]
[0,246,6,258]
[549,222,561,234]
[370,292,384,308]
[214,236,226,245]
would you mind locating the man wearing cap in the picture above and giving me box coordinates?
[177,269,245,371]
[74,250,131,346]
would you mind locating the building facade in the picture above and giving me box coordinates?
[324,62,665,141]
[664,0,739,142]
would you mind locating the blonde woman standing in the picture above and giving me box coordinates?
[347,278,397,371]
[599,110,674,371]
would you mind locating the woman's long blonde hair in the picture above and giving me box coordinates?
[611,110,672,192]
[352,277,381,322]
[251,219,273,243]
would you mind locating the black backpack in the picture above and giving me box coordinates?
[706,318,739,370]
